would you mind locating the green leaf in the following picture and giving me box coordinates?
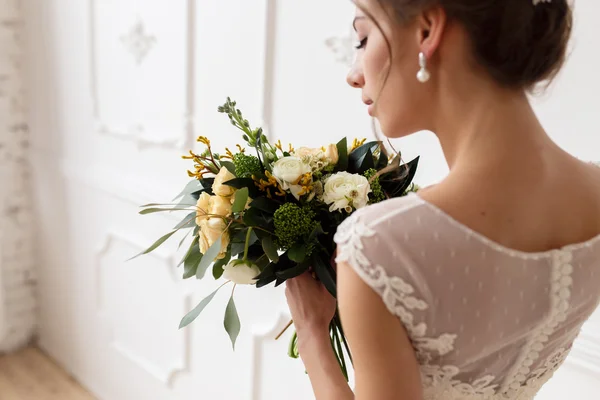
[177,230,192,251]
[249,197,280,214]
[313,254,337,298]
[224,294,241,349]
[213,250,231,280]
[359,148,375,172]
[179,288,221,329]
[287,244,306,263]
[232,187,249,213]
[139,207,192,215]
[183,242,203,279]
[243,207,273,229]
[336,138,348,171]
[128,230,177,261]
[276,260,310,280]
[178,237,197,267]
[172,179,203,201]
[196,236,223,279]
[221,161,236,175]
[224,178,260,198]
[174,212,197,230]
[348,141,379,173]
[261,236,279,263]
[381,156,420,197]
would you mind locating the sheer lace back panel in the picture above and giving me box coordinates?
[334,193,600,400]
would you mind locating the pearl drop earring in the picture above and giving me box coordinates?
[417,52,430,83]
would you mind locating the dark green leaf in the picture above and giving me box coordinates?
[376,149,389,169]
[224,178,260,198]
[287,244,306,263]
[381,156,420,197]
[232,187,249,213]
[253,254,271,270]
[348,141,379,173]
[313,254,337,298]
[336,138,348,171]
[276,260,310,280]
[128,230,177,261]
[249,197,280,214]
[196,236,223,279]
[308,223,326,242]
[221,161,236,175]
[256,274,277,288]
[359,148,375,172]
[224,295,241,349]
[172,179,203,201]
[261,236,279,262]
[174,212,197,230]
[243,207,273,229]
[179,288,221,329]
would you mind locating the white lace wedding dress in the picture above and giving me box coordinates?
[334,192,600,400]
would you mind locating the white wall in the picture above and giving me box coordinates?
[22,0,600,399]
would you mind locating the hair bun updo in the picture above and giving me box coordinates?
[384,0,574,90]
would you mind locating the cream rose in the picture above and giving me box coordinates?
[209,195,232,217]
[324,144,339,165]
[212,166,236,197]
[199,218,230,259]
[195,192,211,225]
[322,172,371,212]
[222,259,261,285]
[272,156,311,189]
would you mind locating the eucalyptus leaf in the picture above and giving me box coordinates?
[224,295,241,349]
[287,244,306,263]
[177,230,192,251]
[174,212,197,230]
[179,287,221,329]
[172,179,203,201]
[213,250,231,280]
[336,137,348,171]
[128,230,177,261]
[178,237,197,267]
[139,207,193,215]
[221,160,236,175]
[184,243,203,279]
[196,236,223,280]
[261,236,279,263]
[232,187,249,213]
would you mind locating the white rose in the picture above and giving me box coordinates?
[322,172,371,212]
[324,144,339,165]
[294,147,323,160]
[222,259,261,285]
[199,218,230,259]
[212,166,236,197]
[272,156,311,187]
[195,192,211,225]
[209,195,232,217]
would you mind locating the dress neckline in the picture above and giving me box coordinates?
[407,192,600,259]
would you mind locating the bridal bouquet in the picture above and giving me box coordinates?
[132,98,420,379]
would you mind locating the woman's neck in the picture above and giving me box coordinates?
[432,83,553,173]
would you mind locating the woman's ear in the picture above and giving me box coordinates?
[415,6,447,59]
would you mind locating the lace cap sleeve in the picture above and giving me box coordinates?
[333,196,445,347]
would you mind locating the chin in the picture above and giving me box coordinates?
[377,116,420,139]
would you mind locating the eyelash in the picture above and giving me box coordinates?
[355,37,367,50]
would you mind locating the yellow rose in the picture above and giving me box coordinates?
[195,192,211,225]
[324,144,339,165]
[212,166,236,197]
[209,195,232,217]
[199,218,230,259]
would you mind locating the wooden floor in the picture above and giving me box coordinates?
[0,347,95,400]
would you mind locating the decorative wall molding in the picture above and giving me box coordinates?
[95,232,191,386]
[120,19,157,65]
[249,310,292,400]
[325,28,355,68]
[88,0,195,151]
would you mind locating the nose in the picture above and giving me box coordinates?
[346,65,365,89]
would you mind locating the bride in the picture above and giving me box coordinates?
[284,0,600,399]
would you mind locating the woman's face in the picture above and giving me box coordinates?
[347,1,431,138]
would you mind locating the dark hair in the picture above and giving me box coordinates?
[370,0,573,90]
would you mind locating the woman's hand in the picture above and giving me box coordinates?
[285,271,337,339]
